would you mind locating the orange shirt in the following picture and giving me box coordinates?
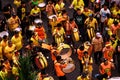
[103,46,114,61]
[100,61,113,76]
[34,27,46,40]
[111,24,119,35]
[51,49,59,61]
[77,49,84,60]
[54,62,66,77]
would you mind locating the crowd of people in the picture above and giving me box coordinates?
[0,0,120,80]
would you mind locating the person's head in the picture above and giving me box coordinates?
[103,59,108,65]
[48,0,53,5]
[12,13,17,18]
[116,13,120,19]
[34,5,38,10]
[105,42,111,48]
[8,40,13,47]
[113,21,118,26]
[21,1,26,7]
[76,8,82,15]
[103,4,108,10]
[3,35,8,41]
[69,18,74,23]
[89,14,94,20]
[84,51,88,57]
[96,32,101,39]
[84,6,88,11]
[79,46,84,51]
[0,65,5,71]
[57,23,62,30]
[14,31,19,37]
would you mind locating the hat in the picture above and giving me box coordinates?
[105,42,111,47]
[89,14,93,17]
[96,32,101,37]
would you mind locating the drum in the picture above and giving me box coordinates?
[62,63,75,73]
[108,77,120,80]
[35,52,48,69]
[48,15,57,20]
[29,25,36,31]
[14,27,22,32]
[72,28,79,42]
[34,19,43,24]
[41,43,51,51]
[38,2,46,11]
[43,76,54,80]
[0,31,9,38]
[57,43,72,59]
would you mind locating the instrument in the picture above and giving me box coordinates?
[34,19,43,24]
[0,31,9,38]
[29,25,36,31]
[38,2,46,11]
[57,43,72,59]
[108,77,120,80]
[35,52,48,69]
[72,28,80,42]
[43,76,54,80]
[62,63,75,73]
[48,15,57,20]
[14,27,22,32]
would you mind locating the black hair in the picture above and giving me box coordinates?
[57,23,62,27]
[56,56,61,61]
[79,46,84,50]
[84,51,88,54]
[3,35,7,39]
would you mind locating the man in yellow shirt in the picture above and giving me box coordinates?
[83,6,94,17]
[84,14,98,41]
[11,31,23,51]
[4,41,16,61]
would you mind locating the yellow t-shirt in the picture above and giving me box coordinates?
[55,3,65,13]
[14,0,21,7]
[11,34,22,50]
[0,45,3,60]
[85,18,98,29]
[112,9,120,17]
[72,0,84,10]
[30,8,40,15]
[107,18,114,27]
[0,40,8,49]
[4,44,16,60]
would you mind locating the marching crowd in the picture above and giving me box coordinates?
[0,0,120,80]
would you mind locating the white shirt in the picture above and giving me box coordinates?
[100,8,111,22]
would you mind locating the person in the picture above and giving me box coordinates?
[74,8,86,42]
[4,40,16,61]
[7,13,21,31]
[46,1,55,16]
[84,14,98,41]
[81,51,93,79]
[100,4,111,33]
[54,56,67,80]
[99,58,115,79]
[11,31,23,51]
[69,0,84,12]
[30,5,41,22]
[14,0,21,8]
[92,32,103,64]
[54,0,65,16]
[110,21,119,35]
[77,72,90,80]
[83,6,94,18]
[102,42,114,61]
[77,46,85,72]
[116,41,120,73]
[0,65,8,80]
[34,23,46,42]
[30,32,39,46]
[52,23,65,46]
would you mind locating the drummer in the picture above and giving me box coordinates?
[54,56,67,80]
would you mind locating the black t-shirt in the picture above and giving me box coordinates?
[74,13,86,27]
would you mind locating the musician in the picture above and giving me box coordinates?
[0,65,8,80]
[30,32,39,46]
[84,14,98,41]
[53,23,65,46]
[81,51,93,79]
[83,6,94,18]
[54,56,67,80]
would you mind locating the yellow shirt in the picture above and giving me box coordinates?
[55,3,65,13]
[38,0,44,3]
[107,18,114,28]
[0,40,8,49]
[30,8,40,15]
[72,0,84,10]
[85,18,98,29]
[11,34,22,50]
[4,44,16,60]
[14,0,21,7]
[112,9,120,17]
[8,16,20,31]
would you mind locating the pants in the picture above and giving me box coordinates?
[79,60,83,73]
[58,75,66,80]
[94,51,102,64]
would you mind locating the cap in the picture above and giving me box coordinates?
[105,42,111,47]
[96,32,101,37]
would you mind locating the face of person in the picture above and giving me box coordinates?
[8,42,12,47]
[104,60,108,65]
[104,6,107,10]
[77,10,82,15]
